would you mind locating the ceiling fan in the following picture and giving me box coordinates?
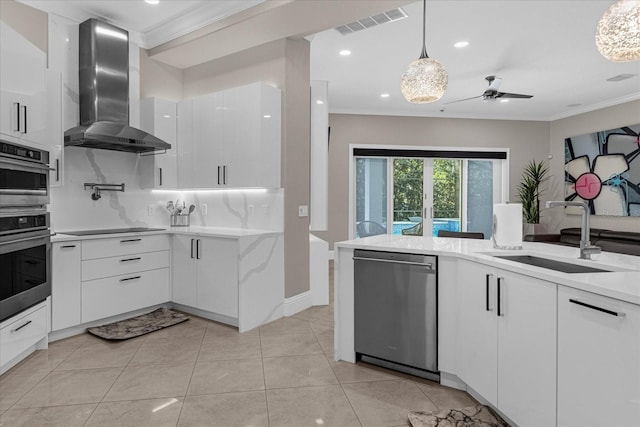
[444,76,534,105]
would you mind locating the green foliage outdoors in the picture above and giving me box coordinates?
[393,159,461,221]
[517,159,550,224]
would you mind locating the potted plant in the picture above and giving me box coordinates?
[517,159,550,236]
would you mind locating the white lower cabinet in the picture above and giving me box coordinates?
[457,260,557,427]
[51,241,81,331]
[82,268,170,323]
[557,286,640,427]
[172,235,238,319]
[0,302,48,371]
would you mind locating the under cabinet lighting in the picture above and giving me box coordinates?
[152,188,270,194]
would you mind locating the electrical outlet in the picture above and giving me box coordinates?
[298,205,309,217]
[201,204,208,215]
[147,205,153,216]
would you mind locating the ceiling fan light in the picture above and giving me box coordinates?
[400,57,448,103]
[595,0,640,62]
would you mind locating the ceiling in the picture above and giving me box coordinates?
[20,0,640,121]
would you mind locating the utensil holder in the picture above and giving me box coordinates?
[170,214,190,227]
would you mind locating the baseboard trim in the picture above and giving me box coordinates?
[283,290,313,316]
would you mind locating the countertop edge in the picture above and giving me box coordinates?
[52,227,283,243]
[335,237,640,306]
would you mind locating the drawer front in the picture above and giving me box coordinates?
[82,268,170,323]
[82,250,169,281]
[0,304,47,366]
[82,235,170,260]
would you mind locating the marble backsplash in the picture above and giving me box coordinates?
[50,148,284,232]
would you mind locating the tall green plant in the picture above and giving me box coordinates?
[517,160,550,224]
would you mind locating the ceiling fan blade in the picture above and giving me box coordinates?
[496,92,533,99]
[486,76,502,92]
[443,95,483,105]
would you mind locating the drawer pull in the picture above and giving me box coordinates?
[120,238,142,243]
[11,320,32,333]
[25,279,41,285]
[25,260,40,265]
[569,299,626,317]
[61,245,76,248]
[120,275,141,282]
[120,257,141,263]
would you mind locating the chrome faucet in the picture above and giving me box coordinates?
[84,183,125,201]
[546,200,601,260]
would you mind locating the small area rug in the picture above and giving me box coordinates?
[409,405,509,427]
[87,308,189,340]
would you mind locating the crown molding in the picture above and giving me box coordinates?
[549,92,640,121]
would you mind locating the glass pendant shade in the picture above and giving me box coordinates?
[595,0,640,62]
[401,57,448,103]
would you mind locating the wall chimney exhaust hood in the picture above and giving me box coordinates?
[64,19,171,153]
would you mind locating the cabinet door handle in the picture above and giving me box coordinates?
[497,277,503,316]
[56,159,60,182]
[217,166,221,185]
[485,274,492,311]
[61,245,76,248]
[25,260,40,265]
[196,239,201,259]
[22,105,27,134]
[120,275,141,282]
[11,320,32,333]
[190,238,194,259]
[120,257,141,262]
[120,238,142,243]
[14,102,21,131]
[159,167,163,186]
[223,165,227,185]
[569,299,626,317]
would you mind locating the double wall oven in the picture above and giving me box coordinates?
[0,140,53,322]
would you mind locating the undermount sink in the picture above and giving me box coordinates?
[493,255,612,273]
[61,227,165,236]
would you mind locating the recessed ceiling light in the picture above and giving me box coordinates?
[454,41,469,48]
[380,93,390,98]
[263,114,271,118]
[339,50,351,56]
[499,99,509,103]
[145,0,160,4]
[316,100,324,105]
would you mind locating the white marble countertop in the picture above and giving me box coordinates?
[52,226,282,243]
[336,235,640,305]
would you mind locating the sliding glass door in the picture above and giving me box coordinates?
[354,154,502,239]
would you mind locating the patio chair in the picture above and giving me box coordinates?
[357,221,386,238]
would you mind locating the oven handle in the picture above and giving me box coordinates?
[1,232,56,245]
[0,156,55,172]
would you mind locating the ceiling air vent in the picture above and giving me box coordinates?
[334,8,408,35]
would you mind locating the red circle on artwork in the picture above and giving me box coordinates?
[575,173,602,200]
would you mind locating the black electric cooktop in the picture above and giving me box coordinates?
[61,227,165,236]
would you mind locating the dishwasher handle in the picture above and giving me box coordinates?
[353,256,433,270]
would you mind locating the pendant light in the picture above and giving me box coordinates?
[595,0,640,62]
[400,0,448,103]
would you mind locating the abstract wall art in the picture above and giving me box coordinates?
[564,124,640,217]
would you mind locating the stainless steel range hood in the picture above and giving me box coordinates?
[64,19,171,153]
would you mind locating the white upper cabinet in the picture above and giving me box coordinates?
[139,97,178,189]
[0,21,47,147]
[180,82,281,189]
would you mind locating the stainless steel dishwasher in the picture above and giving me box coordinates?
[354,249,438,381]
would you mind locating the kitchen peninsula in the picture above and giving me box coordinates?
[334,235,640,427]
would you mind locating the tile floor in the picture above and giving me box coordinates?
[0,264,476,426]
